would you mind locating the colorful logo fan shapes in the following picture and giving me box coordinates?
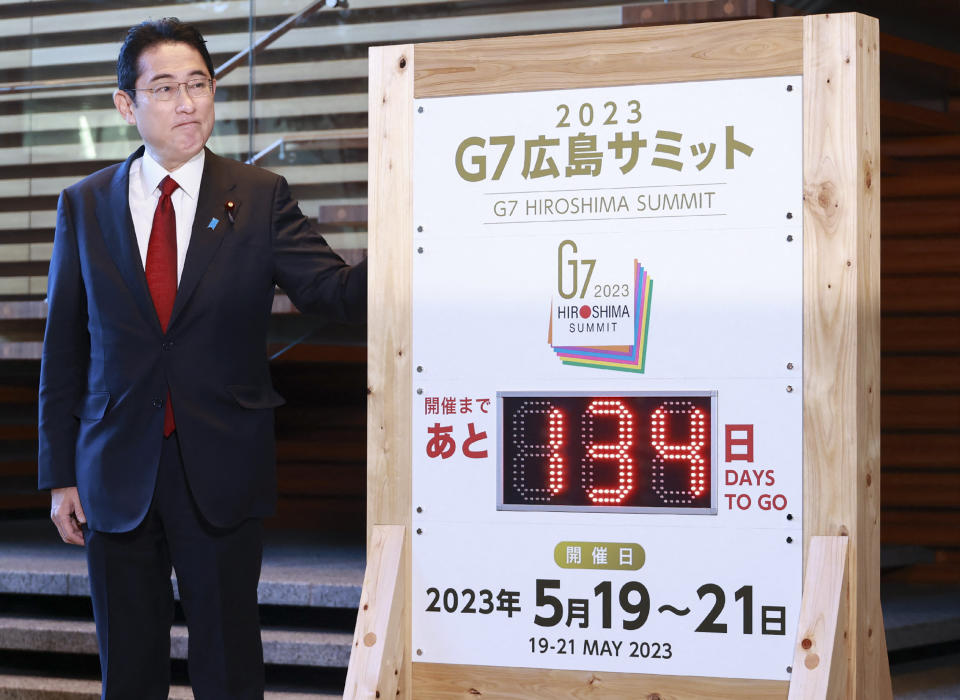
[549,260,653,373]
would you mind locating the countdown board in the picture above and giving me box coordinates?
[409,76,802,680]
[366,13,887,699]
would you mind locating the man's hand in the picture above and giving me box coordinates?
[51,487,86,545]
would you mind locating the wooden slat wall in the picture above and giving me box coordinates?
[880,125,960,578]
[871,32,960,582]
[270,358,367,531]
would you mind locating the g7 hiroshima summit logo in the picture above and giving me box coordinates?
[548,240,653,373]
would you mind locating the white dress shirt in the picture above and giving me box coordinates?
[128,148,205,284]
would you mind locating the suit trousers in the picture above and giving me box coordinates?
[84,433,265,700]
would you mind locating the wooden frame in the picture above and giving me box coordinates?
[788,536,849,699]
[344,525,406,699]
[366,14,886,698]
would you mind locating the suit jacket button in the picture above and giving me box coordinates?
[162,341,174,351]
[152,398,163,408]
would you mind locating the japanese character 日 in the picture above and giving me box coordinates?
[725,424,754,462]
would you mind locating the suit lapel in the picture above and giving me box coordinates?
[168,149,234,329]
[96,146,161,332]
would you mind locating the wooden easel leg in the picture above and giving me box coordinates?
[343,524,406,700]
[788,536,848,700]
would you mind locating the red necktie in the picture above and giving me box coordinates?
[145,175,178,436]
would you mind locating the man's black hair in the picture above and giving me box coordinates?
[117,18,214,102]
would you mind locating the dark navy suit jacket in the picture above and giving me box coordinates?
[38,147,366,532]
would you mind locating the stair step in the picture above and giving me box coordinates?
[0,520,363,608]
[0,674,339,699]
[882,544,937,571]
[891,652,960,700]
[0,616,352,668]
[883,583,960,652]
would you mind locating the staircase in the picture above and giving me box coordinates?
[883,548,960,699]
[0,519,363,698]
[0,341,366,696]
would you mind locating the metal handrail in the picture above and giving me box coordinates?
[216,0,344,79]
[246,127,367,164]
[0,0,346,96]
[0,76,115,95]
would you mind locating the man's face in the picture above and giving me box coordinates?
[114,41,216,171]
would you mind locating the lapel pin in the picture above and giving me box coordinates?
[224,200,238,224]
[208,217,219,230]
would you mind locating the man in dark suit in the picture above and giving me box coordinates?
[37,18,365,699]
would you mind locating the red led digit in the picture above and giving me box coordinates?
[581,399,636,505]
[649,401,708,505]
[547,407,565,495]
[511,401,566,503]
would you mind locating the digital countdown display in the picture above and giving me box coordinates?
[498,392,716,514]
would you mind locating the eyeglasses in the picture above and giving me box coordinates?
[127,78,214,102]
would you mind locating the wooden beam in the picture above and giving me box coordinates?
[414,17,803,98]
[883,174,960,198]
[880,32,960,74]
[881,199,960,235]
[882,433,960,469]
[412,663,787,699]
[343,524,406,700]
[880,158,960,177]
[881,99,960,135]
[881,394,960,431]
[882,276,960,313]
[883,134,960,157]
[882,355,960,392]
[882,510,960,547]
[881,237,960,275]
[882,473,960,508]
[802,13,890,700]
[787,536,849,700]
[882,558,960,586]
[367,42,415,699]
[0,317,44,343]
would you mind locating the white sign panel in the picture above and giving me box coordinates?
[411,76,803,680]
